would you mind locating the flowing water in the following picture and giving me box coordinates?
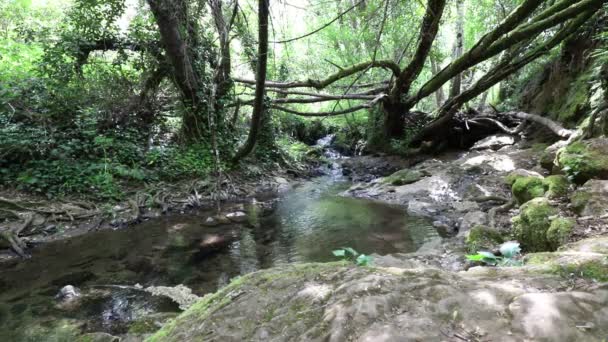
[0,139,439,339]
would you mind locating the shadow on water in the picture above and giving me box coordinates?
[0,150,438,339]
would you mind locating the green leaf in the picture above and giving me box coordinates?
[342,247,359,257]
[332,249,345,257]
[499,241,521,259]
[356,254,372,266]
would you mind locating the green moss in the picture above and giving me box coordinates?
[543,175,569,199]
[511,176,547,204]
[555,259,608,282]
[147,263,345,342]
[546,218,575,250]
[570,189,592,215]
[382,169,426,186]
[558,140,608,184]
[465,225,504,253]
[512,198,558,252]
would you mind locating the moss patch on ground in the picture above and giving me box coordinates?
[465,225,504,253]
[382,169,427,186]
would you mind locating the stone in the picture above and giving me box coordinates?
[557,138,608,184]
[570,179,608,216]
[202,217,218,227]
[540,140,567,172]
[381,169,426,186]
[464,225,504,253]
[225,211,248,223]
[147,261,608,342]
[56,285,81,302]
[512,198,573,252]
[471,134,515,151]
[458,211,487,236]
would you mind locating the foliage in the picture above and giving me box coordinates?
[332,247,372,266]
[466,241,522,266]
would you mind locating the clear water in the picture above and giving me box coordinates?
[0,175,437,339]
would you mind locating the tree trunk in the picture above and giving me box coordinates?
[430,55,445,107]
[146,0,208,141]
[232,0,269,162]
[449,0,465,98]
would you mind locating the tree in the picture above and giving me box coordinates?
[232,0,606,147]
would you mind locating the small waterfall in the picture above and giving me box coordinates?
[315,134,345,179]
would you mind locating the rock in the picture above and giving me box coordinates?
[381,169,426,186]
[559,236,608,254]
[570,179,608,216]
[144,284,200,310]
[464,225,504,253]
[56,285,81,302]
[557,138,608,184]
[543,175,569,199]
[78,332,120,342]
[471,134,515,151]
[506,172,570,204]
[458,211,487,236]
[202,217,218,227]
[540,140,567,172]
[148,262,608,342]
[225,211,248,223]
[512,198,573,252]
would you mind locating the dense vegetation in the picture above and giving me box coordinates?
[1,0,606,200]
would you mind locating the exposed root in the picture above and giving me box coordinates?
[471,195,509,204]
[488,198,516,229]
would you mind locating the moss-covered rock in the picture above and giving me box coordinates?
[511,176,547,204]
[524,250,608,282]
[512,198,558,252]
[569,179,608,216]
[544,175,569,199]
[465,225,504,253]
[557,138,608,184]
[382,169,426,186]
[546,218,575,250]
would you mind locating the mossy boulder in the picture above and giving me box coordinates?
[512,198,559,252]
[465,225,504,253]
[524,250,608,282]
[544,175,569,199]
[546,218,575,250]
[511,176,547,204]
[382,169,427,186]
[506,172,570,204]
[570,179,608,216]
[557,138,608,184]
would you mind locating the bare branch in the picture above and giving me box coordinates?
[232,60,400,89]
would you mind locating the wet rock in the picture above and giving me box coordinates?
[202,217,219,227]
[557,138,608,184]
[471,134,515,151]
[56,285,81,301]
[381,169,427,186]
[225,211,248,223]
[144,284,200,310]
[570,179,608,216]
[458,211,487,236]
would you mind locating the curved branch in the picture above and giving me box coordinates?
[270,94,386,117]
[232,60,400,89]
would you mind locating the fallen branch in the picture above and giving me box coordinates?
[502,111,573,138]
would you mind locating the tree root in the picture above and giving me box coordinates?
[471,195,509,204]
[488,198,515,229]
[0,212,34,258]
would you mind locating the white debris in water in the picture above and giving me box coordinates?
[145,284,201,310]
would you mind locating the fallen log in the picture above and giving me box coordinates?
[502,111,573,138]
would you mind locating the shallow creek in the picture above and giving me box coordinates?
[0,152,439,339]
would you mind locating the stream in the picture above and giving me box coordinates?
[0,137,439,340]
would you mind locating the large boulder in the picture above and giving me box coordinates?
[505,172,570,204]
[147,257,608,342]
[512,198,574,252]
[570,180,608,216]
[557,138,608,184]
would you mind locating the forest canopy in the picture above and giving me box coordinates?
[1,0,607,199]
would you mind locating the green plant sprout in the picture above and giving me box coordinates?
[466,241,523,266]
[332,247,372,266]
